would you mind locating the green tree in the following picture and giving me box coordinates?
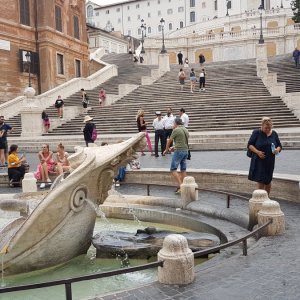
[291,0,300,23]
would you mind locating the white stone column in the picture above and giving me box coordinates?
[158,234,194,285]
[180,176,198,209]
[158,53,170,73]
[21,87,43,137]
[258,200,285,236]
[22,172,37,193]
[256,44,268,78]
[248,189,269,230]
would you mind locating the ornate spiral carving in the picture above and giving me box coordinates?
[70,186,87,212]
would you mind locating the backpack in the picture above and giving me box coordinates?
[179,72,185,80]
[91,126,97,141]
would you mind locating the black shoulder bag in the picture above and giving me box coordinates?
[182,129,191,160]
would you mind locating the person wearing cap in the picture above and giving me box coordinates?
[152,111,166,158]
[83,115,95,147]
[163,117,189,194]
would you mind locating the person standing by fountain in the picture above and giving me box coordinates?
[54,143,70,176]
[163,117,189,194]
[136,109,154,156]
[83,115,96,147]
[7,144,26,187]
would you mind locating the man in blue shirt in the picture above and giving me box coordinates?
[0,116,13,166]
[292,48,300,68]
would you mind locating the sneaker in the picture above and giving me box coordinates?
[203,88,206,91]
[141,153,146,156]
[115,181,120,187]
[40,183,46,189]
[46,178,52,183]
[155,154,159,157]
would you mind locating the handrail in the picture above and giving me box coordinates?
[0,261,163,298]
[194,219,272,258]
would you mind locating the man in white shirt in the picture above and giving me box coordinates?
[162,107,175,152]
[179,108,189,127]
[152,111,166,157]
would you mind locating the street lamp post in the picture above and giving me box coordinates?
[140,19,146,54]
[25,51,32,87]
[258,4,264,44]
[226,0,229,16]
[160,18,167,54]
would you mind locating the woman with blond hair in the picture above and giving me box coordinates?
[136,109,154,156]
[247,117,282,195]
[54,143,70,176]
[34,144,55,189]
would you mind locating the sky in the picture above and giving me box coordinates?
[90,0,127,6]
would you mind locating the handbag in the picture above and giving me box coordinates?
[182,129,191,160]
[91,126,97,141]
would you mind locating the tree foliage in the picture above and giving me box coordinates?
[291,0,300,23]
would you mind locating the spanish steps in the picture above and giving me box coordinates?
[5,53,300,151]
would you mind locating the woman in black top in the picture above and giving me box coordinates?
[247,117,282,195]
[136,109,153,156]
[83,115,95,147]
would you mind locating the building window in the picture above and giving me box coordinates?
[178,7,184,12]
[137,15,140,20]
[202,2,206,8]
[190,11,195,22]
[190,0,195,7]
[106,10,109,14]
[147,2,150,6]
[158,25,161,32]
[96,12,99,16]
[158,0,160,3]
[158,10,161,16]
[118,18,121,23]
[20,0,30,26]
[116,7,120,12]
[167,9,173,15]
[180,21,184,28]
[73,16,80,39]
[57,53,64,75]
[148,26,151,33]
[75,60,81,77]
[87,5,93,17]
[136,4,139,8]
[127,5,130,10]
[55,6,62,32]
[214,0,218,10]
[169,23,172,30]
[128,16,131,21]
[138,28,141,35]
[20,50,38,74]
[128,30,131,35]
[148,13,151,17]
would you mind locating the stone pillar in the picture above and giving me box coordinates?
[22,172,37,193]
[158,234,194,285]
[180,176,198,209]
[248,189,269,230]
[258,200,285,236]
[256,44,268,78]
[158,53,170,73]
[21,87,43,137]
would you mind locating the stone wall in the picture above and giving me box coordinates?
[0,0,89,102]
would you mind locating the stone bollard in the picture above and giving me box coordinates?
[158,234,194,285]
[248,189,269,230]
[22,172,37,193]
[180,176,198,209]
[258,200,285,236]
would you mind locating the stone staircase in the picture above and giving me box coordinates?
[5,53,155,136]
[268,55,300,93]
[4,54,300,151]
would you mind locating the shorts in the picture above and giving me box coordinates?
[190,76,197,82]
[0,139,5,150]
[43,119,50,127]
[170,150,188,171]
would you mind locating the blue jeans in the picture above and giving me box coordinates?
[170,150,188,171]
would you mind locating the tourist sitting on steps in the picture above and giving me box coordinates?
[34,144,55,189]
[7,144,26,187]
[54,143,70,178]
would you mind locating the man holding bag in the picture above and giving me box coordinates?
[163,117,189,194]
